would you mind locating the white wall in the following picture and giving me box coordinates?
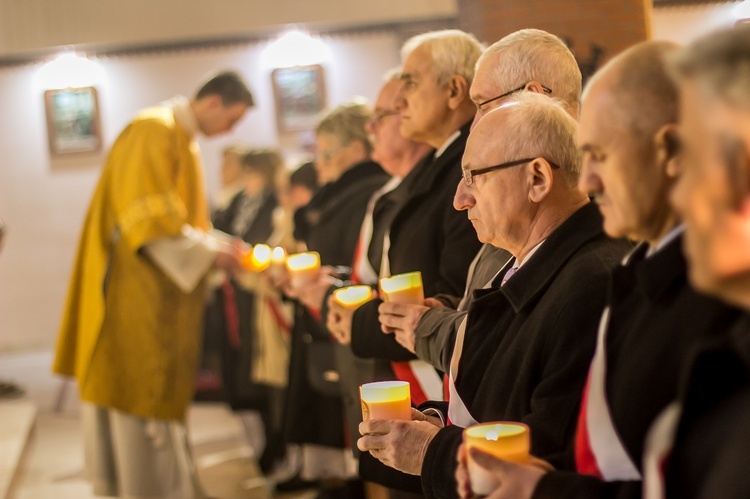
[0,0,456,57]
[0,31,401,352]
[652,3,740,44]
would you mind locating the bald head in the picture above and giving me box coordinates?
[455,93,587,258]
[584,41,680,140]
[474,92,582,188]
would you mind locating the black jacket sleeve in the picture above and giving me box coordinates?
[350,298,418,361]
[420,425,464,499]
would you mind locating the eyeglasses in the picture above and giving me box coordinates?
[476,83,553,112]
[462,157,560,186]
[317,145,345,162]
[367,110,399,127]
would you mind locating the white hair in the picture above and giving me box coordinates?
[477,29,581,118]
[401,29,486,87]
[494,92,582,187]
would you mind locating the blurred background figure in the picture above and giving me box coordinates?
[215,145,250,211]
[203,148,297,476]
[280,100,388,498]
[53,70,253,499]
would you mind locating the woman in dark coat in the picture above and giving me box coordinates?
[283,101,388,495]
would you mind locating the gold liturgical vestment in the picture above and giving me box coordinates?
[54,103,209,421]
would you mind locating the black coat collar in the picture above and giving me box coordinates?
[612,236,686,303]
[401,120,472,201]
[474,203,609,313]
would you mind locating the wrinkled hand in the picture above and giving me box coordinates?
[357,416,441,475]
[456,447,552,499]
[378,299,441,353]
[327,295,355,345]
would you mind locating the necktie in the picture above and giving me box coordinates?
[501,266,519,286]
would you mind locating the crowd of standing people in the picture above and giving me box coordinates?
[53,21,750,499]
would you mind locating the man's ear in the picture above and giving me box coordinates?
[525,81,547,96]
[527,158,554,203]
[655,123,681,178]
[447,75,470,110]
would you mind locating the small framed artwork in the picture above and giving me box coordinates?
[271,64,326,133]
[44,86,102,155]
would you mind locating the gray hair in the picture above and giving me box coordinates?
[316,99,373,155]
[671,24,750,110]
[477,29,582,117]
[496,92,582,187]
[401,29,486,87]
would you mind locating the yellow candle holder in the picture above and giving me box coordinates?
[286,251,321,288]
[333,285,374,310]
[241,243,272,272]
[379,271,424,305]
[360,380,411,422]
[463,422,530,496]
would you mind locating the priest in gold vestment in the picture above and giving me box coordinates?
[53,71,253,498]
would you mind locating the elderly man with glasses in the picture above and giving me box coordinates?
[378,28,584,380]
[357,93,630,498]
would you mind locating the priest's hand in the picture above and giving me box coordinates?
[357,414,441,475]
[456,446,552,499]
[327,295,355,345]
[378,298,444,353]
[214,237,246,276]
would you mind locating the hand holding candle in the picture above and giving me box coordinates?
[241,243,272,272]
[286,251,321,289]
[380,271,424,305]
[333,285,375,311]
[359,380,412,422]
[463,422,530,496]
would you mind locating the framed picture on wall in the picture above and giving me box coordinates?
[271,64,326,133]
[44,86,102,155]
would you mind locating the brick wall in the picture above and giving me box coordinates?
[458,0,652,82]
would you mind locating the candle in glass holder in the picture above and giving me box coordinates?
[359,380,411,422]
[333,285,374,310]
[241,244,272,272]
[286,251,321,288]
[463,422,530,496]
[379,271,424,305]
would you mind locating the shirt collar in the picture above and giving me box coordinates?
[434,130,461,159]
[167,95,199,136]
[646,224,685,258]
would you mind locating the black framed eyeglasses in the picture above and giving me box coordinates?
[476,83,553,112]
[462,157,560,186]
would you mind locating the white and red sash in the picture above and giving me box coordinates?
[446,254,507,426]
[642,402,681,499]
[575,306,642,480]
[351,177,401,285]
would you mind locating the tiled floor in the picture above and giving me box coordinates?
[0,351,317,499]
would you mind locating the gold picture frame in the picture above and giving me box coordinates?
[271,64,326,133]
[44,86,102,155]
